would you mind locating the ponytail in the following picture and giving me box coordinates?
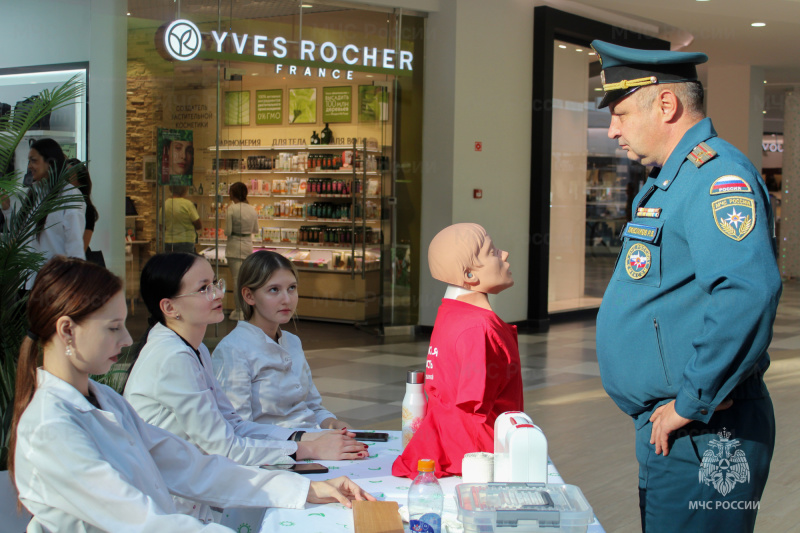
[7,337,40,492]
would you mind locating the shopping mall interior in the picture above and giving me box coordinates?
[2,0,800,531]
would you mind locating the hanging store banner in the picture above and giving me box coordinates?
[256,89,283,125]
[322,86,352,123]
[157,128,194,186]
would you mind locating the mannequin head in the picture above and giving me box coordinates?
[428,223,513,294]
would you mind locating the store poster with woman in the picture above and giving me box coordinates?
[157,128,194,186]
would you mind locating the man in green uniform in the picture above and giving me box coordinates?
[592,40,781,533]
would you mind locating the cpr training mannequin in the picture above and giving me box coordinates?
[392,223,523,478]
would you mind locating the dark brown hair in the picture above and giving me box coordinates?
[229,181,248,203]
[8,256,122,489]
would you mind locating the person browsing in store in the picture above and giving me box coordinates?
[212,250,349,429]
[591,40,781,533]
[159,185,201,254]
[225,182,259,321]
[65,158,103,264]
[122,252,368,521]
[1,138,86,286]
[392,223,523,478]
[10,256,374,532]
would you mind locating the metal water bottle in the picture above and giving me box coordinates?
[402,370,426,448]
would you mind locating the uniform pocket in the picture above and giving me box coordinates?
[615,220,664,288]
[652,317,672,387]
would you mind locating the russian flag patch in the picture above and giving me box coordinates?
[710,175,752,196]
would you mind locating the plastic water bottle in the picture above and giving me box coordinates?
[408,459,443,533]
[402,370,426,448]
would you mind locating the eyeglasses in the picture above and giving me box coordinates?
[174,279,226,301]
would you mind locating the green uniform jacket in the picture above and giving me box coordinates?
[596,118,781,429]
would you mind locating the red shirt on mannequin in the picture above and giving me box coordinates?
[392,298,523,478]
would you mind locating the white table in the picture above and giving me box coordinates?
[255,431,605,533]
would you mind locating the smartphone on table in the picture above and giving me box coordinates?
[260,462,329,474]
[351,431,389,442]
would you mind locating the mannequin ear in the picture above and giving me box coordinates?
[159,297,180,320]
[241,286,256,306]
[462,269,479,288]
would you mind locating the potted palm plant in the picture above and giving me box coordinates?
[0,76,85,483]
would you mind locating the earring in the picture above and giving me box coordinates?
[466,272,474,278]
[65,341,74,358]
[175,314,182,321]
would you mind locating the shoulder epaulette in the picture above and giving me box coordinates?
[687,141,717,168]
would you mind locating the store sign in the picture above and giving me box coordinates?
[159,19,414,76]
[164,19,202,61]
[762,141,783,153]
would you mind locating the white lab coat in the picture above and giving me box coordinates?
[212,321,337,428]
[225,202,259,260]
[123,324,298,519]
[2,184,86,288]
[15,369,309,533]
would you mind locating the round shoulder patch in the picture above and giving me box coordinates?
[625,243,652,279]
[709,175,752,196]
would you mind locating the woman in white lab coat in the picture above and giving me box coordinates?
[212,250,345,429]
[9,256,373,532]
[0,138,86,288]
[225,181,259,321]
[123,253,368,519]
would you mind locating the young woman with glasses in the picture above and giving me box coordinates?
[123,253,368,521]
[10,256,373,531]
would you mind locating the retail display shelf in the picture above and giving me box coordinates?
[24,129,75,138]
[202,217,380,223]
[194,193,380,199]
[202,169,379,176]
[207,144,382,152]
[197,240,378,252]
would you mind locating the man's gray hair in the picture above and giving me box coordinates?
[636,81,705,118]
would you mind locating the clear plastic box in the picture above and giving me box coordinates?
[456,483,594,533]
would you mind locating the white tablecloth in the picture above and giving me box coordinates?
[255,431,605,533]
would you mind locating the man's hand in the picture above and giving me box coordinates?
[649,401,691,456]
[650,399,734,456]
[307,476,377,508]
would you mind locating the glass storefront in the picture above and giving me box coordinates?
[125,1,425,328]
[547,39,647,314]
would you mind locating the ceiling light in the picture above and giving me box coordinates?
[576,48,583,52]
[751,22,766,27]
[594,88,602,91]
[127,12,131,15]
[763,110,767,114]
[559,45,567,49]
[301,3,313,7]
[588,52,596,56]
[764,80,768,84]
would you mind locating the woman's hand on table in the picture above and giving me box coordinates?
[297,428,368,461]
[307,476,377,508]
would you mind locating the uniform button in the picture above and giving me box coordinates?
[700,409,708,415]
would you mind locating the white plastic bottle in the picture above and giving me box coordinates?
[402,370,426,448]
[408,459,443,533]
